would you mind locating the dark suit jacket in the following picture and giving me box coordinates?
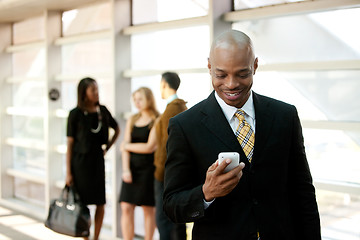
[163,91,321,240]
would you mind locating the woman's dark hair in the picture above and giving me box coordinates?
[77,77,98,110]
[161,72,181,91]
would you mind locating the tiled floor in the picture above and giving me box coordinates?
[0,205,121,240]
[318,191,360,240]
[1,192,360,240]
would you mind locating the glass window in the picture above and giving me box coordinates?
[253,71,360,122]
[308,8,360,55]
[233,8,360,63]
[234,0,308,11]
[13,16,45,44]
[317,190,360,240]
[12,81,45,110]
[12,48,45,77]
[13,116,44,140]
[156,0,208,22]
[304,129,360,184]
[131,26,210,71]
[233,7,360,238]
[14,178,45,205]
[176,73,212,109]
[13,147,45,171]
[60,81,78,111]
[61,40,111,75]
[234,8,360,185]
[132,0,208,24]
[62,2,111,36]
[282,70,360,122]
[252,72,326,121]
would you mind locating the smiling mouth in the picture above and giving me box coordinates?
[225,92,240,97]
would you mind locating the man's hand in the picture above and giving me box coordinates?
[202,159,245,201]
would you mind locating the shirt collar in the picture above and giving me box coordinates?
[167,94,178,104]
[214,91,255,122]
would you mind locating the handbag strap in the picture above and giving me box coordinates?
[62,185,82,204]
[69,185,83,204]
[60,185,70,201]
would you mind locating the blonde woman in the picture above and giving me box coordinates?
[119,87,159,240]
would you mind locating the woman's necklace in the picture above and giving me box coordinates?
[84,106,102,133]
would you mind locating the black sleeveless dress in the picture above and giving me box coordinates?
[67,106,118,205]
[119,124,155,206]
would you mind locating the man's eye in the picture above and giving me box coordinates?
[239,73,251,78]
[216,75,226,79]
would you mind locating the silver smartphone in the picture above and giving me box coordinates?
[218,152,240,172]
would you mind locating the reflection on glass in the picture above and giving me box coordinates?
[252,71,327,121]
[62,2,111,36]
[233,8,360,62]
[12,48,45,77]
[131,26,209,70]
[176,73,212,109]
[13,116,44,140]
[14,178,45,205]
[157,0,208,22]
[234,0,307,10]
[12,81,45,110]
[282,71,360,122]
[13,16,45,44]
[304,129,360,184]
[61,81,78,111]
[308,8,360,55]
[61,40,111,75]
[252,72,360,183]
[13,147,45,172]
[132,0,208,24]
[317,190,360,240]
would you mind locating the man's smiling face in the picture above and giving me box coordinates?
[208,43,258,108]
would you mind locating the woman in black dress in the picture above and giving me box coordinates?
[119,87,159,240]
[66,77,120,240]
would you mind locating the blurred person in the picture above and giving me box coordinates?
[119,87,160,240]
[66,77,120,240]
[163,30,321,240]
[123,72,187,240]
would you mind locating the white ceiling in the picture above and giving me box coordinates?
[0,0,107,23]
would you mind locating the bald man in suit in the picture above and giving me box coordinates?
[163,30,321,240]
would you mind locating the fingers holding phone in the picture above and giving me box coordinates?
[202,152,245,200]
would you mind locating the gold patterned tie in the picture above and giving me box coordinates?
[235,109,255,162]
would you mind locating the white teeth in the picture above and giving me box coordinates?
[228,93,237,96]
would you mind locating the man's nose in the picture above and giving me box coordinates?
[225,75,239,89]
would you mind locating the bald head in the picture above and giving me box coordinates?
[207,30,258,108]
[209,30,255,61]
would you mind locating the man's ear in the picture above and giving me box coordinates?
[163,80,169,90]
[207,58,212,73]
[253,57,258,75]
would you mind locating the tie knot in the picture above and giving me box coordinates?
[235,109,246,121]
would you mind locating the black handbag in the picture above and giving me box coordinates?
[45,185,91,237]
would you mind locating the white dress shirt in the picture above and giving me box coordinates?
[214,91,256,133]
[204,91,256,209]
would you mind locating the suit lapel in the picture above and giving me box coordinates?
[200,92,241,152]
[252,92,274,165]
